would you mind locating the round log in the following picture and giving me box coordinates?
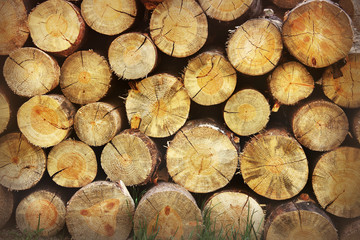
[352,109,360,144]
[291,100,349,151]
[149,0,208,58]
[81,0,137,36]
[313,146,360,218]
[16,190,66,237]
[240,129,308,200]
[0,185,14,229]
[166,119,239,193]
[17,94,76,148]
[268,61,314,105]
[60,50,112,105]
[3,47,60,97]
[125,73,190,138]
[66,180,135,240]
[108,32,158,80]
[0,89,11,135]
[74,101,122,146]
[0,0,29,55]
[340,218,360,240]
[101,129,161,186]
[282,0,353,68]
[133,182,202,239]
[0,132,46,191]
[183,51,237,106]
[47,139,97,188]
[28,0,86,57]
[271,0,303,9]
[224,88,270,136]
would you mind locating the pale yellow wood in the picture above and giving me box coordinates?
[198,0,254,21]
[81,0,137,36]
[3,47,60,97]
[0,185,13,229]
[150,0,208,58]
[0,132,46,191]
[0,90,10,134]
[183,51,237,106]
[47,140,97,188]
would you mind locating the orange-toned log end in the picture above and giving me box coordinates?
[141,0,164,10]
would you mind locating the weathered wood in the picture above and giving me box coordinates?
[183,51,237,106]
[149,0,208,58]
[352,109,360,144]
[339,0,360,32]
[166,119,239,193]
[0,89,11,135]
[292,100,349,151]
[0,185,14,229]
[282,0,353,68]
[340,218,360,240]
[271,0,303,9]
[28,0,86,57]
[3,47,60,97]
[101,129,161,186]
[47,139,97,188]
[60,50,112,105]
[133,182,202,239]
[66,180,135,240]
[0,132,46,191]
[224,88,270,136]
[240,129,308,200]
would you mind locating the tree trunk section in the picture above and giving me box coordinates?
[0,0,29,55]
[133,182,202,240]
[264,194,338,240]
[3,47,60,97]
[149,0,208,58]
[47,139,97,188]
[240,129,308,200]
[339,0,360,32]
[271,0,302,9]
[126,73,190,138]
[312,146,360,218]
[203,190,265,239]
[28,0,86,57]
[224,88,270,136]
[0,185,14,229]
[340,218,360,240]
[291,99,349,151]
[74,101,123,146]
[66,180,135,240]
[282,0,353,68]
[183,51,237,106]
[60,50,112,105]
[81,0,137,36]
[101,129,161,186]
[108,32,158,80]
[166,118,239,193]
[352,109,360,144]
[0,132,46,191]
[226,17,283,76]
[17,94,76,148]
[268,61,314,106]
[0,89,11,134]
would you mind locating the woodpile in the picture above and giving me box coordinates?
[0,0,359,239]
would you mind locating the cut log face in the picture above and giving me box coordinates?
[126,73,190,138]
[282,0,353,68]
[240,129,308,200]
[66,181,135,240]
[292,100,349,151]
[101,129,161,186]
[271,0,303,9]
[0,133,46,191]
[60,50,112,105]
[3,47,60,97]
[226,18,283,76]
[133,182,202,240]
[340,218,360,240]
[322,53,360,108]
[204,191,265,239]
[264,198,338,240]
[0,185,14,229]
[47,140,97,188]
[166,119,239,193]
[183,51,237,106]
[268,61,314,105]
[74,102,122,146]
[108,33,157,80]
[28,0,86,56]
[224,89,270,136]
[0,0,29,55]
[312,147,360,218]
[81,0,137,36]
[149,0,208,58]
[16,190,66,237]
[0,90,10,135]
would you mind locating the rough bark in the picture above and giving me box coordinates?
[0,185,14,229]
[271,0,303,9]
[340,217,360,240]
